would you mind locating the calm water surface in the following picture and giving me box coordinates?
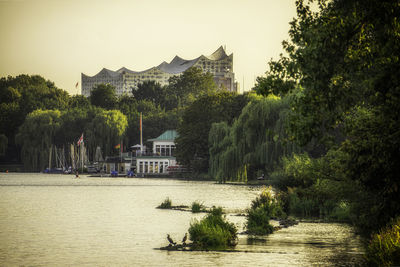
[0,173,364,266]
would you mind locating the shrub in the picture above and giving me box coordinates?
[246,207,274,235]
[189,207,237,250]
[191,201,205,213]
[157,197,172,209]
[365,217,400,266]
[246,186,283,235]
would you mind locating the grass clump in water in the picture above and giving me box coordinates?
[188,206,237,250]
[365,217,400,266]
[191,201,205,213]
[157,197,172,209]
[246,186,283,235]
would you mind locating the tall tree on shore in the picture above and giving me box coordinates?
[254,0,400,234]
[209,96,299,182]
[15,109,62,171]
[85,109,128,157]
[175,92,253,173]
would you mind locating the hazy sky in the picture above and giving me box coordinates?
[0,0,297,95]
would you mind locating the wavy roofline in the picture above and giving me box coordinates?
[82,46,231,78]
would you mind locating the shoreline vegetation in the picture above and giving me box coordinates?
[157,190,301,252]
[1,0,399,264]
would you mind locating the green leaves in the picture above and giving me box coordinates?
[209,96,299,182]
[90,84,117,109]
[175,92,252,173]
[15,109,62,171]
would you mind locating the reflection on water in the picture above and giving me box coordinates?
[0,173,364,266]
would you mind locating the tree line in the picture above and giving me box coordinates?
[0,67,247,172]
[205,1,399,263]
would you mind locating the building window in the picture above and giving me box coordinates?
[154,162,159,173]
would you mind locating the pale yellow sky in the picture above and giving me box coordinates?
[0,0,297,94]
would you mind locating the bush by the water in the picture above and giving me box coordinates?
[188,207,237,250]
[365,217,400,266]
[157,197,172,209]
[246,186,283,235]
[191,201,205,213]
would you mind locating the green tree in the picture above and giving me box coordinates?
[15,109,62,171]
[0,75,70,163]
[209,95,300,182]
[0,75,69,140]
[69,95,91,109]
[255,0,400,235]
[165,67,219,109]
[85,109,128,157]
[175,92,252,173]
[90,84,117,109]
[0,134,7,156]
[132,80,167,108]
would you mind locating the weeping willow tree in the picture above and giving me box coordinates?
[15,109,61,171]
[85,109,128,157]
[209,96,300,183]
[0,134,7,156]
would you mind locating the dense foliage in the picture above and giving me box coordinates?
[0,75,69,162]
[246,187,282,235]
[0,66,223,171]
[238,1,400,263]
[209,95,300,182]
[365,217,400,266]
[176,91,253,173]
[188,207,237,250]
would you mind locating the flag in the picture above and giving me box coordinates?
[77,133,83,146]
[115,144,120,149]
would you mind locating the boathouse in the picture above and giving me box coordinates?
[136,130,178,174]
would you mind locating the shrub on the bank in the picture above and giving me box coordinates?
[246,186,283,235]
[189,207,237,250]
[246,207,274,235]
[365,217,400,266]
[191,201,205,213]
[157,197,172,209]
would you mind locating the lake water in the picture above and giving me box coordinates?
[0,173,364,266]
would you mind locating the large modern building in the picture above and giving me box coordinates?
[81,46,237,96]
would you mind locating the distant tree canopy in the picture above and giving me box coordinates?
[0,75,69,143]
[0,134,8,156]
[209,95,300,183]
[175,92,254,173]
[1,65,224,168]
[132,81,167,108]
[90,84,117,109]
[15,107,128,171]
[69,95,90,109]
[165,67,219,109]
[15,109,62,171]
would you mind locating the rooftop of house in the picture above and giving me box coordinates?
[148,130,178,142]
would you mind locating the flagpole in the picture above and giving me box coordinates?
[81,142,83,171]
[140,112,143,155]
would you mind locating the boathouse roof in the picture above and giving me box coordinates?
[148,130,178,142]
